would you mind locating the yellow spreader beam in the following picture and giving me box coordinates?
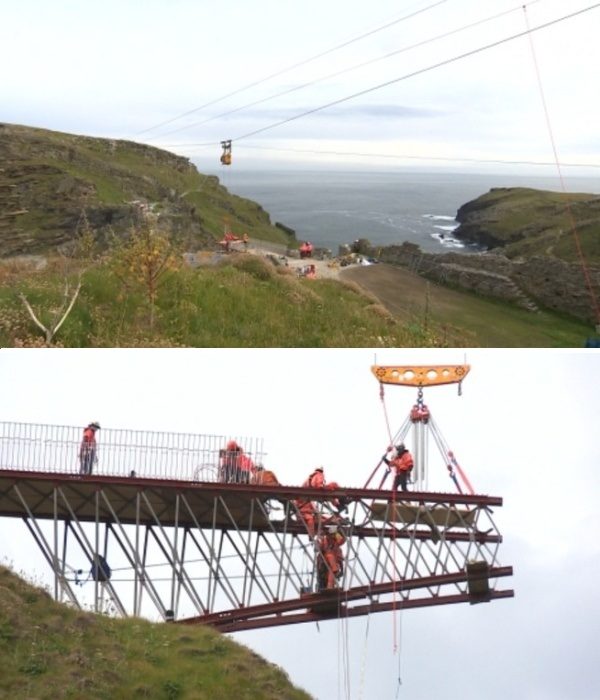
[371,364,470,387]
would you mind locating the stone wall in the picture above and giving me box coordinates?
[354,241,600,323]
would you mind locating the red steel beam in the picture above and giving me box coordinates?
[0,469,505,507]
[180,566,514,628]
[209,589,515,632]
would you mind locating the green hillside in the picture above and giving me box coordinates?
[0,253,452,347]
[455,187,600,264]
[0,123,291,256]
[0,564,311,700]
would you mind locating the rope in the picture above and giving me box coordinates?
[447,450,474,495]
[522,5,600,326]
[391,482,398,654]
[229,143,600,169]
[357,612,371,700]
[380,383,394,447]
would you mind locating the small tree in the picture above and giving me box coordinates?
[18,273,82,346]
[110,219,180,330]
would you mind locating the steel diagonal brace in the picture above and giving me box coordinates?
[141,491,208,617]
[13,484,80,608]
[55,486,127,617]
[99,491,171,618]
[179,493,241,610]
[217,494,276,605]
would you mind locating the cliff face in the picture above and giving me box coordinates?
[454,187,600,265]
[0,123,288,256]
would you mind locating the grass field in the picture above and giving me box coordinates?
[342,264,592,347]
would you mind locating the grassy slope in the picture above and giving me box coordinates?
[0,255,449,347]
[0,565,311,700]
[457,187,600,264]
[341,264,591,348]
[0,123,290,252]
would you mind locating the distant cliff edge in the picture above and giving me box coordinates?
[347,187,600,324]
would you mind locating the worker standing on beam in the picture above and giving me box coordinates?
[79,421,100,475]
[383,442,414,491]
[293,466,325,536]
[317,522,346,591]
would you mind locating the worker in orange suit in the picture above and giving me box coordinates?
[383,443,414,491]
[79,421,100,475]
[317,524,346,590]
[220,440,239,482]
[251,464,280,486]
[293,467,325,536]
[237,451,255,484]
[325,481,349,513]
[303,466,325,489]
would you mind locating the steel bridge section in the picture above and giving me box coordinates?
[0,470,513,631]
[0,421,513,632]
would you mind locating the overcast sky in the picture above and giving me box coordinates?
[2,0,600,174]
[1,348,599,699]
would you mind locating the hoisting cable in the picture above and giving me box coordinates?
[357,611,372,700]
[380,381,394,457]
[522,4,600,327]
[162,140,600,171]
[228,143,600,169]
[447,450,475,495]
[135,0,450,140]
[229,4,600,144]
[428,414,475,494]
[150,0,541,142]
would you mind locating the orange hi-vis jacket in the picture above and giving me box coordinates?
[304,470,324,489]
[319,531,346,588]
[237,453,254,475]
[252,469,279,486]
[80,427,96,453]
[390,451,413,473]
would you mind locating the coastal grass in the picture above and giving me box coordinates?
[425,291,590,347]
[0,564,311,700]
[341,264,592,348]
[0,254,448,347]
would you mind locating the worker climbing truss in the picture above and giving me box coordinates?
[0,365,513,632]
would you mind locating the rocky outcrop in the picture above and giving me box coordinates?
[453,187,600,264]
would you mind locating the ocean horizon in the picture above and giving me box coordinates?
[201,167,600,255]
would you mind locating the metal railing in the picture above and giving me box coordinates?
[0,422,265,483]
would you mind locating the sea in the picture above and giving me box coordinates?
[209,168,600,255]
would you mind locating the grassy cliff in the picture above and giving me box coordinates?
[0,123,291,256]
[454,187,600,264]
[0,564,311,700]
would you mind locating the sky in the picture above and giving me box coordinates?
[2,0,600,175]
[0,348,599,699]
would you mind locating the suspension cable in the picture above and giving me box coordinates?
[134,0,451,139]
[230,143,600,170]
[522,5,600,326]
[148,0,541,142]
[230,4,600,144]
